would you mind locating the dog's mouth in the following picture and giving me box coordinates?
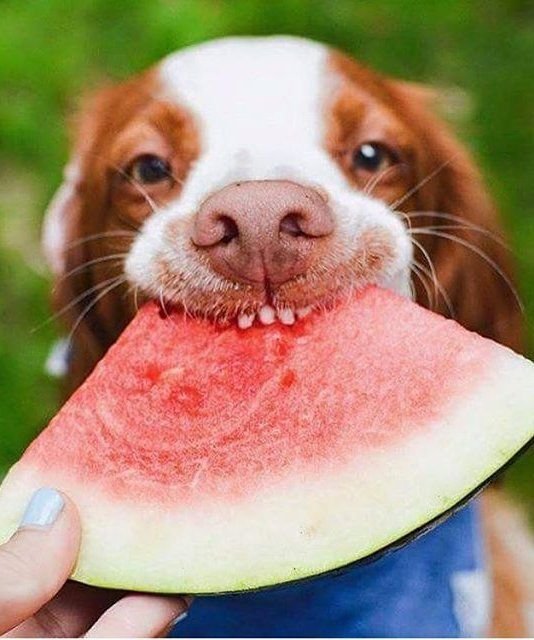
[127,220,412,329]
[158,298,315,329]
[205,278,326,328]
[153,270,398,331]
[139,267,411,331]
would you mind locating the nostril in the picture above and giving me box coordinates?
[218,215,239,244]
[193,212,239,248]
[279,212,306,238]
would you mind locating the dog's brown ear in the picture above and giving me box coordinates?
[388,80,524,353]
[43,74,158,393]
[42,155,106,391]
[42,81,125,276]
[42,82,114,274]
[42,85,125,392]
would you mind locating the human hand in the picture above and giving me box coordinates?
[0,488,191,637]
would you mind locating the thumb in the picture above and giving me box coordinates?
[0,488,81,634]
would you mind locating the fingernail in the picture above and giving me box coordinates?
[19,488,65,529]
[171,611,188,626]
[171,596,193,626]
[163,610,189,635]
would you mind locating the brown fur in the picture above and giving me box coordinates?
[55,70,200,389]
[50,51,530,635]
[328,52,523,353]
[482,489,533,636]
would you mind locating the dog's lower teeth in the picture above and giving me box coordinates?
[278,308,295,325]
[258,305,276,325]
[237,313,255,329]
[236,306,302,328]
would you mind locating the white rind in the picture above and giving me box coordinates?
[0,348,532,594]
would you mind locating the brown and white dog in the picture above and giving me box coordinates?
[42,36,531,635]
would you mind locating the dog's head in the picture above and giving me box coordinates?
[43,36,522,387]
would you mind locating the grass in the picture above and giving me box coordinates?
[0,0,532,512]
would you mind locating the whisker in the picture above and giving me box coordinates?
[390,159,452,210]
[65,230,136,251]
[410,263,434,309]
[405,211,509,249]
[411,229,524,313]
[363,164,406,196]
[67,277,127,342]
[85,146,181,206]
[55,253,128,286]
[412,258,455,318]
[112,164,159,212]
[32,275,125,332]
[122,282,135,302]
[165,167,185,187]
[409,236,440,307]
[406,210,487,226]
[115,215,142,233]
[159,287,170,319]
[410,224,509,250]
[408,278,416,301]
[395,209,412,230]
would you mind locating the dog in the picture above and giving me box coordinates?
[42,36,532,636]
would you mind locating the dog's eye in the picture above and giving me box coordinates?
[127,154,171,184]
[352,142,398,174]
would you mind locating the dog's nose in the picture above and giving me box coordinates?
[192,180,334,285]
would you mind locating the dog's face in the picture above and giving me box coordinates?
[126,38,417,323]
[43,36,522,387]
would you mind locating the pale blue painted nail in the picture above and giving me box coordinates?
[19,488,65,529]
[171,611,188,626]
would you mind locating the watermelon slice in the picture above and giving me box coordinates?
[0,287,532,594]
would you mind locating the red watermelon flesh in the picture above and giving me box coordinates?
[0,286,532,594]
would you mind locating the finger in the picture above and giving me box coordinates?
[5,582,121,638]
[0,488,81,634]
[85,594,192,638]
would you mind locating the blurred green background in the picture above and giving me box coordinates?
[0,0,532,514]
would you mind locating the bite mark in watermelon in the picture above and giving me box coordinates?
[0,286,532,594]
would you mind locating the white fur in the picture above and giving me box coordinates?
[125,36,412,306]
[42,161,80,274]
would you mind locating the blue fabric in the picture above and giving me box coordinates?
[171,502,488,638]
